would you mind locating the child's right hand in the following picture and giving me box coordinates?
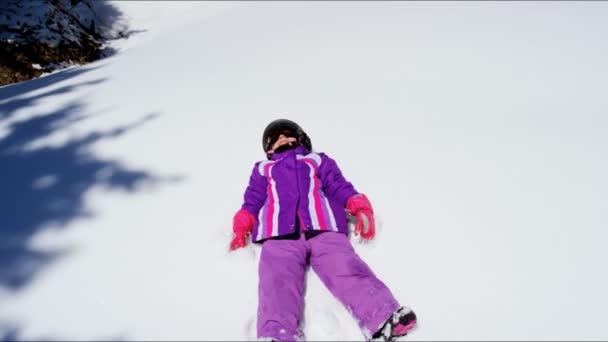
[229,209,255,251]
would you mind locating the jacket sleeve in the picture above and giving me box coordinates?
[318,153,359,207]
[241,162,268,218]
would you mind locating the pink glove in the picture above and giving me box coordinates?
[346,194,375,240]
[230,209,255,251]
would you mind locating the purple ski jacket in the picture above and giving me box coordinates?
[241,146,359,243]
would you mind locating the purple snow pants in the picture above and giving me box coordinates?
[257,231,400,341]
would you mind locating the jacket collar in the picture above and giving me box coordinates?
[270,145,310,161]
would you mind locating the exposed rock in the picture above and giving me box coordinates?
[0,0,127,86]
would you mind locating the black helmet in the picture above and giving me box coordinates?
[262,119,312,158]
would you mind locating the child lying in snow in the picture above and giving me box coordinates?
[229,119,417,341]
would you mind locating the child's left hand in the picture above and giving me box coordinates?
[346,194,376,240]
[354,209,375,240]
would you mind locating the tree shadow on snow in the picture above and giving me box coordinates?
[0,328,18,342]
[0,72,177,292]
[0,326,128,342]
[0,65,105,120]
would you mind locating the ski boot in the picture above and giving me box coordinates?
[370,306,417,341]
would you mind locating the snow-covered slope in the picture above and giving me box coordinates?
[1,2,608,340]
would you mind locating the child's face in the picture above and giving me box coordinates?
[269,134,297,152]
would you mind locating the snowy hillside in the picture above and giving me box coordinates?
[2,1,608,341]
[0,0,124,47]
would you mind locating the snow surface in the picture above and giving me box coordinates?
[1,1,608,340]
